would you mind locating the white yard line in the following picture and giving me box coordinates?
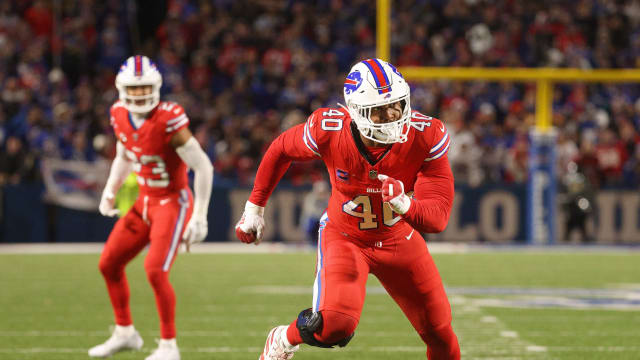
[451,295,549,359]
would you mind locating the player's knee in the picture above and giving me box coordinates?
[315,310,357,345]
[296,308,356,348]
[144,266,167,287]
[98,255,121,279]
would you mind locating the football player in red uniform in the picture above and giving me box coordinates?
[89,55,213,360]
[236,58,460,360]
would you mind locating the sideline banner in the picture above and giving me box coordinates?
[5,176,639,244]
[41,158,109,211]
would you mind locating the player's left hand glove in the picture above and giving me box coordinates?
[378,174,412,215]
[183,216,208,251]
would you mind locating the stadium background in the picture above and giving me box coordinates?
[1,2,640,360]
[1,0,640,244]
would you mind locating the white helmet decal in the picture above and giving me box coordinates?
[343,59,411,144]
[115,55,162,114]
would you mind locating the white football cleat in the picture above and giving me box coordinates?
[145,338,180,360]
[259,325,299,360]
[88,326,143,358]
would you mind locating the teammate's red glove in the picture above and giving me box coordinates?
[378,174,411,215]
[235,201,265,245]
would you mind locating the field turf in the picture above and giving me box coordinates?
[0,248,638,359]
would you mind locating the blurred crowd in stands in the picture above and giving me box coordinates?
[1,0,640,189]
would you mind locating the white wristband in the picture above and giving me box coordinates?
[245,200,265,216]
[389,195,412,215]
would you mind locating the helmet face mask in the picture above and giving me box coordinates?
[115,55,162,114]
[343,59,411,144]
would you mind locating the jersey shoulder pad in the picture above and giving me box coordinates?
[408,111,450,162]
[156,101,185,117]
[301,107,347,156]
[110,100,127,115]
[157,102,189,134]
[421,115,450,162]
[407,110,435,140]
[109,101,127,127]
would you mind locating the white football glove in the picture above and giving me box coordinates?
[183,216,208,251]
[235,201,265,245]
[98,191,120,217]
[378,174,412,215]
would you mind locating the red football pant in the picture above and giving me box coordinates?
[98,189,192,339]
[288,219,460,359]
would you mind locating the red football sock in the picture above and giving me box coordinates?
[99,260,133,326]
[286,319,304,346]
[146,267,176,339]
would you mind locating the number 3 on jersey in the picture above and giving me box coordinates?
[343,194,409,230]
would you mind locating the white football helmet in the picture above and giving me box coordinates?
[115,55,162,114]
[343,58,411,144]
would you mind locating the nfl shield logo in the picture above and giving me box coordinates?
[133,133,138,141]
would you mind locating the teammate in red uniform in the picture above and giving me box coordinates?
[89,55,213,360]
[236,58,460,359]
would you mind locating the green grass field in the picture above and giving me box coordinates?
[1,249,639,359]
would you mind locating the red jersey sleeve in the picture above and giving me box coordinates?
[249,116,322,206]
[163,103,190,138]
[109,101,126,129]
[402,118,454,233]
[424,118,450,162]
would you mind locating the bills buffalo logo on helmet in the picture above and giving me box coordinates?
[344,70,363,94]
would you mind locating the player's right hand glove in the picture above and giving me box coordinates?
[235,201,265,245]
[98,191,120,217]
[378,174,412,215]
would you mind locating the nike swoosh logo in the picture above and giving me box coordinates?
[440,124,445,133]
[405,229,414,241]
[160,198,170,206]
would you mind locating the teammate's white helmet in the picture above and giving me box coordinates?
[115,55,162,114]
[343,58,411,144]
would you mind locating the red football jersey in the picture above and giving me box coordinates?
[110,101,190,197]
[250,107,453,243]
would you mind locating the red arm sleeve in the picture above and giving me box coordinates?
[248,123,320,207]
[402,155,454,233]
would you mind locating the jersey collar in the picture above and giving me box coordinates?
[350,122,393,166]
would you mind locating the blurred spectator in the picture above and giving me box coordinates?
[556,130,580,179]
[0,136,36,185]
[561,163,594,243]
[504,137,529,183]
[594,128,628,186]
